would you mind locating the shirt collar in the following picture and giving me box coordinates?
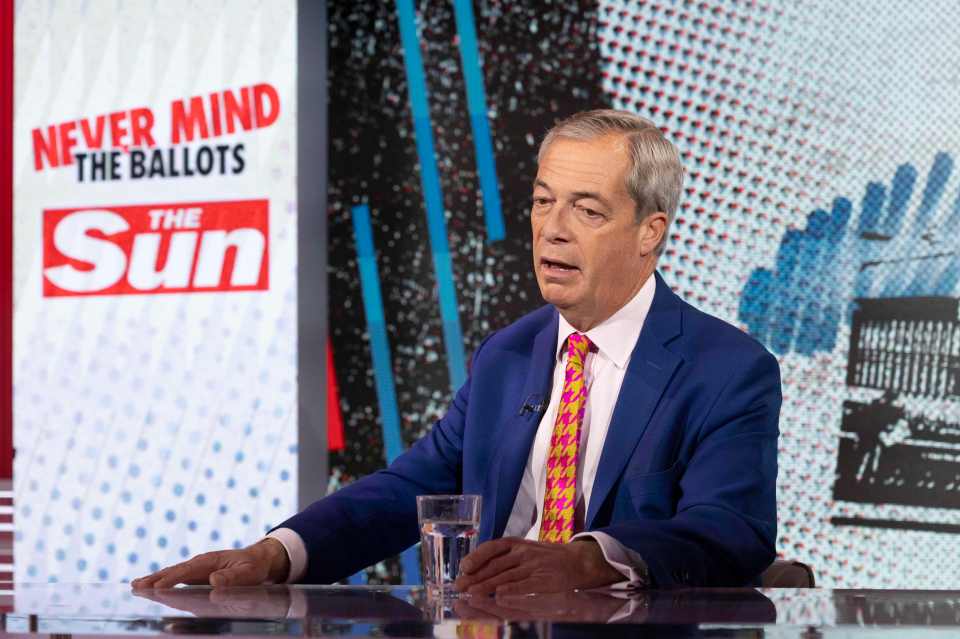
[555,273,657,370]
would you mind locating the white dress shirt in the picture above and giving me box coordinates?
[267,274,656,585]
[501,273,655,586]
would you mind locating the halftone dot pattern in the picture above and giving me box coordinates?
[599,0,960,587]
[12,0,299,583]
[598,0,859,318]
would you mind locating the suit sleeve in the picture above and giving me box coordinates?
[268,336,492,584]
[594,349,781,587]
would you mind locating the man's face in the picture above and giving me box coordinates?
[531,134,661,329]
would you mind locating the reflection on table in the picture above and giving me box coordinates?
[1,583,960,637]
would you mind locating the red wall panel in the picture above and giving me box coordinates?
[0,0,14,479]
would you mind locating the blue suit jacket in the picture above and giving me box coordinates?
[279,272,781,586]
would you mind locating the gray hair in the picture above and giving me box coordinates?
[538,109,684,254]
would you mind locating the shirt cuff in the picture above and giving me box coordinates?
[572,531,651,589]
[264,528,308,584]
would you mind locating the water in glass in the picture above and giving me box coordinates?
[420,519,479,591]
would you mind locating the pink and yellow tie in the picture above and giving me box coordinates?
[539,332,591,544]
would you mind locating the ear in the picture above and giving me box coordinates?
[638,211,669,255]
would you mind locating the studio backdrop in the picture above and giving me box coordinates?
[327,0,960,588]
[9,0,326,583]
[9,0,960,589]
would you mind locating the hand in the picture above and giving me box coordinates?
[453,537,624,596]
[130,538,291,589]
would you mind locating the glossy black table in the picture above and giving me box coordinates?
[2,584,960,637]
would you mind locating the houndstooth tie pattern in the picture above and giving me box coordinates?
[539,332,591,543]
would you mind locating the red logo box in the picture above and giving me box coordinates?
[43,199,269,297]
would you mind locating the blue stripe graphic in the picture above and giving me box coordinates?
[913,152,953,231]
[395,0,467,391]
[352,203,422,586]
[452,0,505,243]
[400,546,422,587]
[351,204,404,464]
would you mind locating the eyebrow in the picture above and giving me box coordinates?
[533,180,613,208]
[570,190,613,210]
[533,178,553,191]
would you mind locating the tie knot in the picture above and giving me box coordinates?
[566,333,592,366]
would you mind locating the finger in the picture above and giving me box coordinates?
[209,562,267,588]
[154,572,214,589]
[130,576,156,589]
[466,564,533,596]
[131,567,176,590]
[151,554,221,589]
[460,538,520,575]
[455,549,524,591]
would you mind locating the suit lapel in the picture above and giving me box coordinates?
[586,272,684,529]
[484,312,559,541]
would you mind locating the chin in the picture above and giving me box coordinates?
[538,283,578,309]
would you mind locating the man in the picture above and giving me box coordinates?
[132,110,781,593]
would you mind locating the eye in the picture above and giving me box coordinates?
[577,204,603,219]
[532,196,552,207]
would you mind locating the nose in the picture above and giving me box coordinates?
[540,204,572,244]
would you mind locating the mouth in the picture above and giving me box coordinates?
[540,257,580,275]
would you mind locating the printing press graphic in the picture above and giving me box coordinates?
[834,296,960,510]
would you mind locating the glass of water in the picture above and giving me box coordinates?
[416,494,482,594]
